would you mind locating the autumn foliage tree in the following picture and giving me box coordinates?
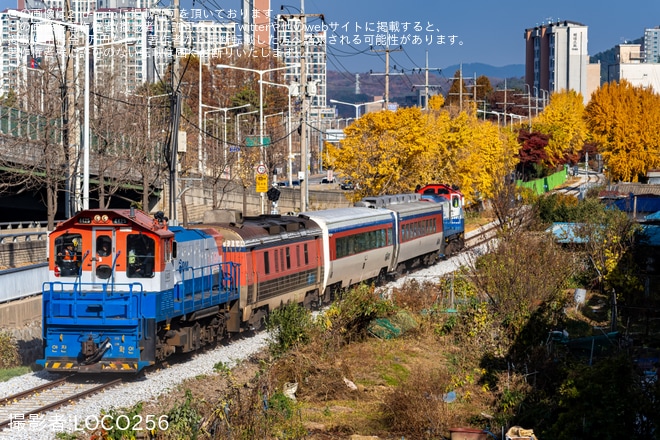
[585,79,660,182]
[327,98,519,205]
[326,106,443,200]
[532,89,587,169]
[516,130,550,179]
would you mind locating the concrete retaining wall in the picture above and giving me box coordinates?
[0,296,42,365]
[0,238,47,268]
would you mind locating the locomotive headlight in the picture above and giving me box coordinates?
[102,215,109,222]
[94,214,101,222]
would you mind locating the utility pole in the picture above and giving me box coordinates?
[63,0,74,217]
[446,64,466,112]
[299,0,308,212]
[370,45,403,108]
[285,0,322,212]
[466,73,487,118]
[496,78,514,127]
[167,0,182,224]
[172,0,180,85]
[458,63,463,111]
[411,50,442,109]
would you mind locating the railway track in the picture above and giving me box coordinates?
[0,376,122,431]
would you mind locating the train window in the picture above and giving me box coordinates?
[285,247,291,270]
[296,245,300,267]
[280,249,285,271]
[96,236,112,257]
[264,252,270,275]
[304,244,309,265]
[452,195,460,208]
[126,234,155,278]
[55,234,82,277]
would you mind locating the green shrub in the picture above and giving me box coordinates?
[165,389,202,440]
[266,302,315,358]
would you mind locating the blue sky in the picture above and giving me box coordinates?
[5,0,660,75]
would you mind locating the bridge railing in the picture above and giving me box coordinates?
[0,220,49,231]
[0,231,48,244]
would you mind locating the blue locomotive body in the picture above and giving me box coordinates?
[38,209,239,373]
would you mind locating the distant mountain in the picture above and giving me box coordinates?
[441,63,524,79]
[326,63,525,116]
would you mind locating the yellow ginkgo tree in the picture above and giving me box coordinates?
[326,106,447,200]
[327,101,520,205]
[532,89,587,169]
[586,79,660,182]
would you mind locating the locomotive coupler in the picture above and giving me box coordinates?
[81,336,111,364]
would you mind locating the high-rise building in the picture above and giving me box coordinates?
[643,27,660,63]
[241,0,271,47]
[0,5,237,96]
[524,20,598,104]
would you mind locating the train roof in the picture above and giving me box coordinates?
[384,200,444,216]
[202,214,322,246]
[54,209,174,238]
[300,207,395,231]
[416,184,463,196]
[354,193,422,208]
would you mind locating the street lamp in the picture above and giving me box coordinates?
[9,9,91,211]
[236,109,259,147]
[202,103,251,178]
[540,89,549,109]
[329,99,384,119]
[216,64,299,166]
[259,79,295,186]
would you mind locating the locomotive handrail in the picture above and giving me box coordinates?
[107,250,122,287]
[177,261,239,314]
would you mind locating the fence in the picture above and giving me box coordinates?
[517,167,568,195]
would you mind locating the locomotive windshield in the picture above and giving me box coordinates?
[55,233,82,277]
[127,234,155,278]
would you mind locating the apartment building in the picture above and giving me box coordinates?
[644,27,660,64]
[610,43,660,91]
[0,4,237,96]
[524,20,599,104]
[1,0,329,119]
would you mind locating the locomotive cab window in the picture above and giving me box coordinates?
[127,234,155,278]
[55,234,82,277]
[96,236,112,257]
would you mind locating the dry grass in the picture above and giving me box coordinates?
[134,279,520,439]
[137,312,498,439]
